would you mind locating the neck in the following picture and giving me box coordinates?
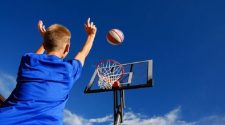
[47,51,63,58]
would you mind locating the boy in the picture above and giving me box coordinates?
[0,18,97,125]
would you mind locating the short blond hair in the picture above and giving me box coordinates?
[43,24,71,52]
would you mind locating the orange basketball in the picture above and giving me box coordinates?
[106,29,124,45]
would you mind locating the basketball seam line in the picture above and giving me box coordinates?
[112,29,123,42]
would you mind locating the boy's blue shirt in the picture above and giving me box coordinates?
[0,53,82,125]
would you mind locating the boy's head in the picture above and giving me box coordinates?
[43,24,71,58]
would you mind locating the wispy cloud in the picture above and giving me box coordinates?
[64,107,225,125]
[121,107,195,125]
[64,109,113,125]
[0,72,16,98]
[197,115,225,125]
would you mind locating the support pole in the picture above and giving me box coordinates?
[113,89,125,125]
[113,89,118,125]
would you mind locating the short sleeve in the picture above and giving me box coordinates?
[70,59,83,81]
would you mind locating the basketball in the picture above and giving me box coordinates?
[106,29,124,45]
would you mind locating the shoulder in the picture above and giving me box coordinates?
[65,59,83,73]
[65,59,83,69]
[65,59,83,80]
[20,53,37,64]
[21,53,43,60]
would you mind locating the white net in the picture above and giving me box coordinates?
[97,59,124,89]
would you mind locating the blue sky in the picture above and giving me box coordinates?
[0,0,225,124]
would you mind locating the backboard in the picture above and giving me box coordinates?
[84,60,153,93]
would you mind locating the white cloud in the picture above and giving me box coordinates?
[89,115,113,123]
[121,108,195,125]
[64,109,113,125]
[63,108,195,125]
[63,108,225,125]
[0,72,16,98]
[64,109,91,125]
[197,115,225,125]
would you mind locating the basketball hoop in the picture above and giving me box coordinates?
[85,59,153,125]
[96,59,124,89]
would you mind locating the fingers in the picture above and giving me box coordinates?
[38,20,46,30]
[92,25,97,32]
[38,20,46,36]
[42,25,46,32]
[38,20,43,29]
[38,20,43,25]
[84,17,97,35]
[43,25,46,32]
[87,18,90,27]
[86,17,95,28]
[93,25,96,29]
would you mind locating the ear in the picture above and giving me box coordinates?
[64,43,70,53]
[62,43,70,58]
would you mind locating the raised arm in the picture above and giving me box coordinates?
[35,20,46,54]
[75,18,97,66]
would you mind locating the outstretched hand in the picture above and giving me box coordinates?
[84,18,97,37]
[35,20,46,54]
[38,20,46,37]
